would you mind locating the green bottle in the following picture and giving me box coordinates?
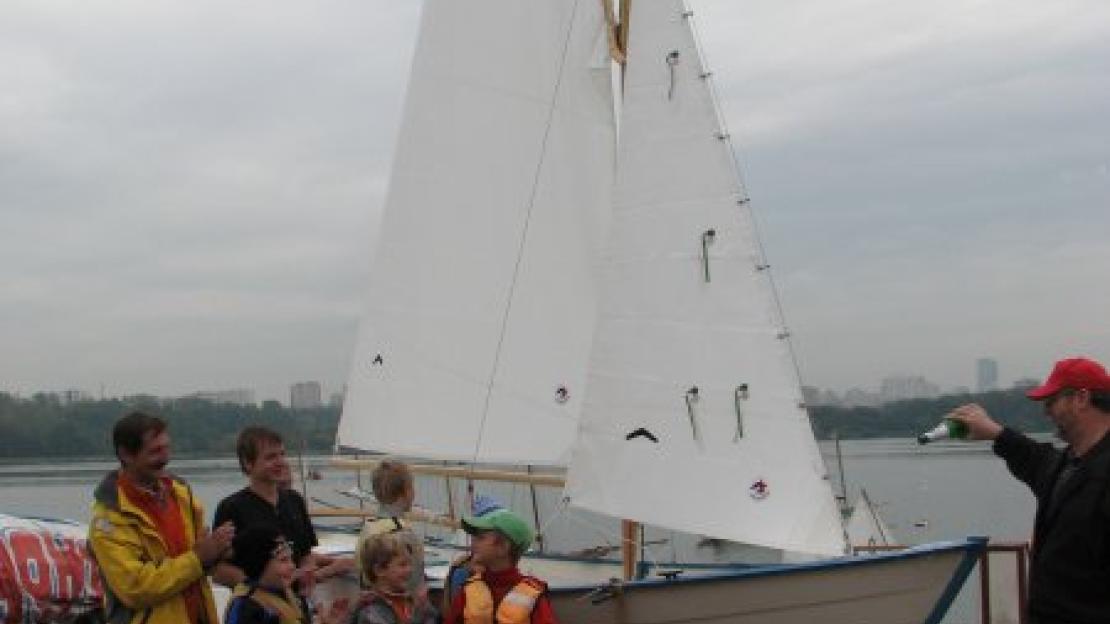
[917,419,969,444]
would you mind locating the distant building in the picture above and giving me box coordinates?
[290,381,323,409]
[976,358,999,393]
[879,376,941,403]
[1013,377,1040,390]
[328,388,346,408]
[842,387,882,408]
[802,386,842,407]
[58,389,93,405]
[187,389,256,406]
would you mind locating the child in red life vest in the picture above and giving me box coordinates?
[443,509,558,624]
[350,532,437,624]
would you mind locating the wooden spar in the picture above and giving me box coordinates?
[618,0,632,61]
[444,461,456,520]
[330,458,566,488]
[621,519,639,581]
[528,465,545,553]
[601,0,625,64]
[308,506,459,524]
[601,0,632,64]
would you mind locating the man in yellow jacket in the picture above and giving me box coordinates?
[89,410,235,624]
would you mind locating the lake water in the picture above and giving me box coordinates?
[0,436,1046,623]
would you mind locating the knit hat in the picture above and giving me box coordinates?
[231,525,288,580]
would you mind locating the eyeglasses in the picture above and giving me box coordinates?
[271,538,293,559]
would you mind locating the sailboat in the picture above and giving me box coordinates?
[337,0,984,621]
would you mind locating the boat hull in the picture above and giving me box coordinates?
[547,538,985,624]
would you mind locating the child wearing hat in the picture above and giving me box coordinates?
[349,532,438,624]
[225,525,349,624]
[443,508,559,624]
[442,494,504,612]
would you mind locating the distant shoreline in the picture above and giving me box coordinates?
[1,388,1050,459]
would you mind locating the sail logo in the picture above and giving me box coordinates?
[749,479,769,500]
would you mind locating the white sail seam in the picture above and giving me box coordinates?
[470,0,585,467]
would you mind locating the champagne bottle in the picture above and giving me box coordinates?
[917,418,969,444]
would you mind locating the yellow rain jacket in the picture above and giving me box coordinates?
[88,470,219,624]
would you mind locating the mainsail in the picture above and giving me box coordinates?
[338,0,616,465]
[563,0,848,556]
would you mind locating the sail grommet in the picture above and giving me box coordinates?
[684,387,701,442]
[701,229,716,282]
[555,386,570,404]
[666,50,681,100]
[733,384,749,442]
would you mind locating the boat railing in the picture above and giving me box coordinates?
[855,540,1030,624]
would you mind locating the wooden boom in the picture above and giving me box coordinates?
[329,458,566,488]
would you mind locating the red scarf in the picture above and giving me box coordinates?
[118,473,206,623]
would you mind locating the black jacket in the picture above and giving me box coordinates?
[993,427,1110,623]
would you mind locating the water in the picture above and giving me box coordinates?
[0,437,1045,623]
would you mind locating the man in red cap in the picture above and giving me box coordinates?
[951,356,1110,624]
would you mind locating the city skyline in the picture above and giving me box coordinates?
[1,1,1107,404]
[12,356,1033,408]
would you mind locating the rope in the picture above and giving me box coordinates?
[560,508,667,572]
[470,0,585,468]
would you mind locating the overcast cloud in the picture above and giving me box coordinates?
[1,0,1107,403]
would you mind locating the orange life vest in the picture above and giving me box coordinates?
[461,572,545,624]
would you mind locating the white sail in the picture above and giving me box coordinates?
[338,0,616,465]
[564,0,847,556]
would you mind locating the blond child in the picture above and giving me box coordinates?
[350,533,437,624]
[355,460,425,592]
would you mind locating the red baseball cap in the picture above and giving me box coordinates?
[1026,357,1110,400]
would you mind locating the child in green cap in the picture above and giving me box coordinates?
[442,508,559,624]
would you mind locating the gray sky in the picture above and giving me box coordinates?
[2,0,1107,403]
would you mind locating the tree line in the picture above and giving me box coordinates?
[809,387,1050,439]
[0,392,338,459]
[0,387,1051,459]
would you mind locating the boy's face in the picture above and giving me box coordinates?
[247,441,288,485]
[375,553,413,593]
[469,530,511,568]
[259,543,296,589]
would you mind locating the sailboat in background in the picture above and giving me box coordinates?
[337,0,983,621]
[846,489,897,548]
